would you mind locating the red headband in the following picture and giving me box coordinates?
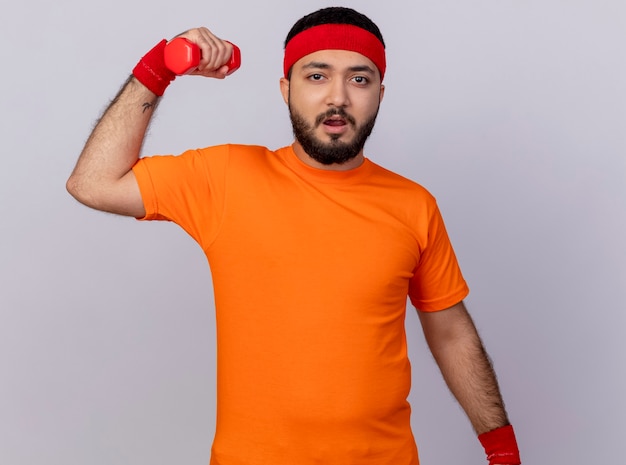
[284,24,386,80]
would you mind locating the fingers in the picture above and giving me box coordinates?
[172,27,233,78]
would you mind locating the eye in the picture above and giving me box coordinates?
[308,73,324,81]
[351,76,369,85]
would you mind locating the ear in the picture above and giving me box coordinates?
[379,84,385,104]
[279,77,290,105]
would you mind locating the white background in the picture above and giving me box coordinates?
[1,0,624,463]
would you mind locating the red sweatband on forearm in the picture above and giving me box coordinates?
[478,425,521,464]
[132,39,177,96]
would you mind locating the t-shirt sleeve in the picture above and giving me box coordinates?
[408,203,469,312]
[131,145,229,248]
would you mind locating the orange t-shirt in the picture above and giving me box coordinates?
[132,144,469,465]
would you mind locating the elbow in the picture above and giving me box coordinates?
[66,174,84,203]
[66,174,96,209]
[65,175,78,199]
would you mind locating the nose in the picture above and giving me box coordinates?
[326,79,350,107]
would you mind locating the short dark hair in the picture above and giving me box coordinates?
[284,7,385,49]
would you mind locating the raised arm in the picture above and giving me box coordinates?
[66,76,155,217]
[66,27,235,217]
[418,301,521,464]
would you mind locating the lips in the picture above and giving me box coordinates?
[315,109,355,128]
[324,116,347,126]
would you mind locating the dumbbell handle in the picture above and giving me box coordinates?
[164,37,241,75]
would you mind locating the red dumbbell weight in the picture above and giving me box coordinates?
[164,37,241,75]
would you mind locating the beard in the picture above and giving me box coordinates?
[288,103,379,166]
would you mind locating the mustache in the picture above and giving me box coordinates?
[314,108,356,127]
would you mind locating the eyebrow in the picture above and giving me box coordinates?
[301,61,331,70]
[301,61,376,75]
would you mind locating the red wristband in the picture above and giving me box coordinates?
[478,425,521,464]
[132,39,177,96]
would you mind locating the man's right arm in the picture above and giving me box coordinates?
[66,76,155,217]
[66,28,236,217]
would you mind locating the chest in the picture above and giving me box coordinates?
[209,177,422,305]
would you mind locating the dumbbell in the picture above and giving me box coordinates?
[164,37,241,75]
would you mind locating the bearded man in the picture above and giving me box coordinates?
[67,7,520,465]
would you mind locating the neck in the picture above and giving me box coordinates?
[291,141,365,171]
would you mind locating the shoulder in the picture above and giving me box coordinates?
[366,159,437,204]
[196,144,273,157]
[193,144,278,167]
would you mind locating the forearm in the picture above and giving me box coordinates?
[66,77,157,210]
[433,326,508,433]
[419,303,509,434]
